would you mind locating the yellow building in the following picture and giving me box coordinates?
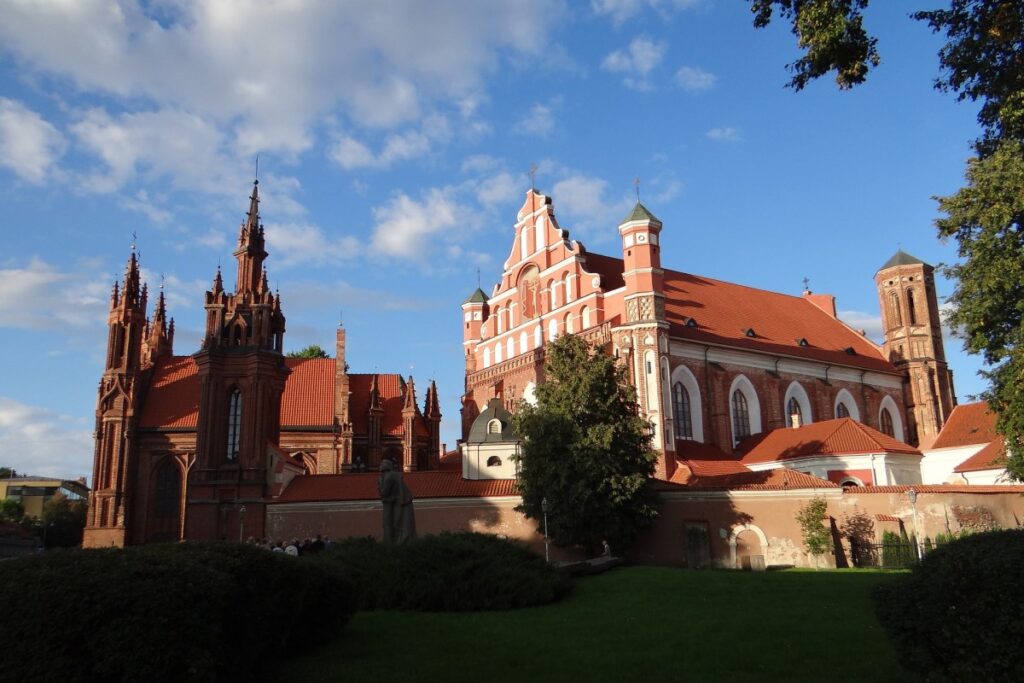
[1,477,89,519]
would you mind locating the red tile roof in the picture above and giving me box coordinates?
[931,401,1000,449]
[953,441,1006,473]
[682,468,838,491]
[280,359,334,426]
[739,418,921,464]
[274,471,519,503]
[875,514,900,522]
[846,485,1024,494]
[138,358,426,436]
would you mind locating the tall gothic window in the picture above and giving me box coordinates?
[153,460,180,519]
[889,292,902,327]
[836,402,850,419]
[732,390,751,445]
[787,397,803,427]
[880,408,895,437]
[226,389,242,461]
[906,289,918,325]
[672,382,693,440]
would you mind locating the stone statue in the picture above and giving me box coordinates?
[378,458,416,543]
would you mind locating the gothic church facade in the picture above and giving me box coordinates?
[84,183,441,547]
[461,190,956,482]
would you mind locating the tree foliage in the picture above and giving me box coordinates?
[753,1,1024,477]
[749,0,879,90]
[39,496,87,548]
[286,344,330,359]
[795,496,831,559]
[0,498,25,524]
[512,334,659,554]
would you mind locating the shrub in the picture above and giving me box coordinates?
[873,530,1024,682]
[880,529,916,568]
[0,542,355,682]
[320,532,571,611]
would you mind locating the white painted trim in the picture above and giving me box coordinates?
[783,381,814,426]
[879,394,905,442]
[670,364,704,443]
[834,388,861,421]
[729,374,762,444]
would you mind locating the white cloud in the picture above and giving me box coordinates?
[476,172,521,208]
[370,188,463,261]
[0,397,93,480]
[551,174,633,236]
[592,0,702,24]
[0,0,553,155]
[118,189,171,224]
[675,66,716,92]
[263,222,360,267]
[838,310,884,343]
[514,103,556,137]
[602,37,665,91]
[0,98,65,183]
[0,258,109,331]
[328,115,450,170]
[707,126,742,143]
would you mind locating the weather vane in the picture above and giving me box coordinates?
[130,230,137,252]
[529,163,538,191]
[254,153,260,184]
[802,276,810,292]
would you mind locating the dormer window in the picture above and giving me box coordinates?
[744,328,756,338]
[684,317,698,328]
[844,347,857,355]
[487,419,502,435]
[796,338,809,347]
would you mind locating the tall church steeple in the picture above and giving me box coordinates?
[235,180,268,295]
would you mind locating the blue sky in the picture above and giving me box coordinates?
[0,0,988,480]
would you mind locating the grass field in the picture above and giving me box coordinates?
[279,567,911,683]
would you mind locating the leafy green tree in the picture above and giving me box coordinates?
[0,498,25,524]
[286,344,330,359]
[512,334,659,555]
[39,496,87,548]
[0,467,13,479]
[795,496,832,565]
[752,1,1024,477]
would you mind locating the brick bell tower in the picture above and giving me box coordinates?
[876,250,956,447]
[187,180,289,541]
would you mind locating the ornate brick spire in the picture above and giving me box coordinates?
[234,180,267,295]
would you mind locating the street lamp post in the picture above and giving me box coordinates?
[239,505,247,543]
[907,488,920,561]
[541,497,550,563]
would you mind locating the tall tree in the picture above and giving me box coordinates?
[286,344,330,359]
[512,335,659,555]
[752,1,1024,476]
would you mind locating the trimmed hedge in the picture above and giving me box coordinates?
[320,532,571,611]
[873,530,1024,682]
[0,542,355,682]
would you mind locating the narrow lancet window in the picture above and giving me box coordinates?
[227,389,242,461]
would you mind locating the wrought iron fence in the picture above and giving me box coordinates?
[850,539,920,569]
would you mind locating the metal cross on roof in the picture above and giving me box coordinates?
[529,163,538,191]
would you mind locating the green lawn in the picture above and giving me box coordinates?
[280,567,910,683]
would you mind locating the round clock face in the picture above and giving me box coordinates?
[591,276,600,288]
[636,233,647,243]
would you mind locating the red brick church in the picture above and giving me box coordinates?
[83,182,441,547]
[461,189,957,482]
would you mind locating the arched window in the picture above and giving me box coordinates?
[495,306,504,334]
[582,305,591,329]
[889,292,902,327]
[487,419,502,435]
[494,343,502,364]
[487,455,502,467]
[153,460,180,519]
[550,280,561,309]
[483,347,491,368]
[534,325,543,349]
[506,337,514,360]
[564,312,573,334]
[787,397,803,427]
[880,408,895,437]
[563,273,573,303]
[732,391,751,444]
[520,331,529,353]
[906,289,917,325]
[226,389,242,461]
[836,402,850,418]
[672,382,693,440]
[548,318,558,341]
[834,389,860,421]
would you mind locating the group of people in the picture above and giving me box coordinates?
[246,535,330,556]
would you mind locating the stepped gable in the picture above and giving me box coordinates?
[138,356,334,429]
[931,401,999,449]
[580,252,896,373]
[275,471,518,502]
[739,418,921,464]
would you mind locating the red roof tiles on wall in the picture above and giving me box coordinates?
[739,418,921,464]
[953,441,1006,473]
[682,468,838,491]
